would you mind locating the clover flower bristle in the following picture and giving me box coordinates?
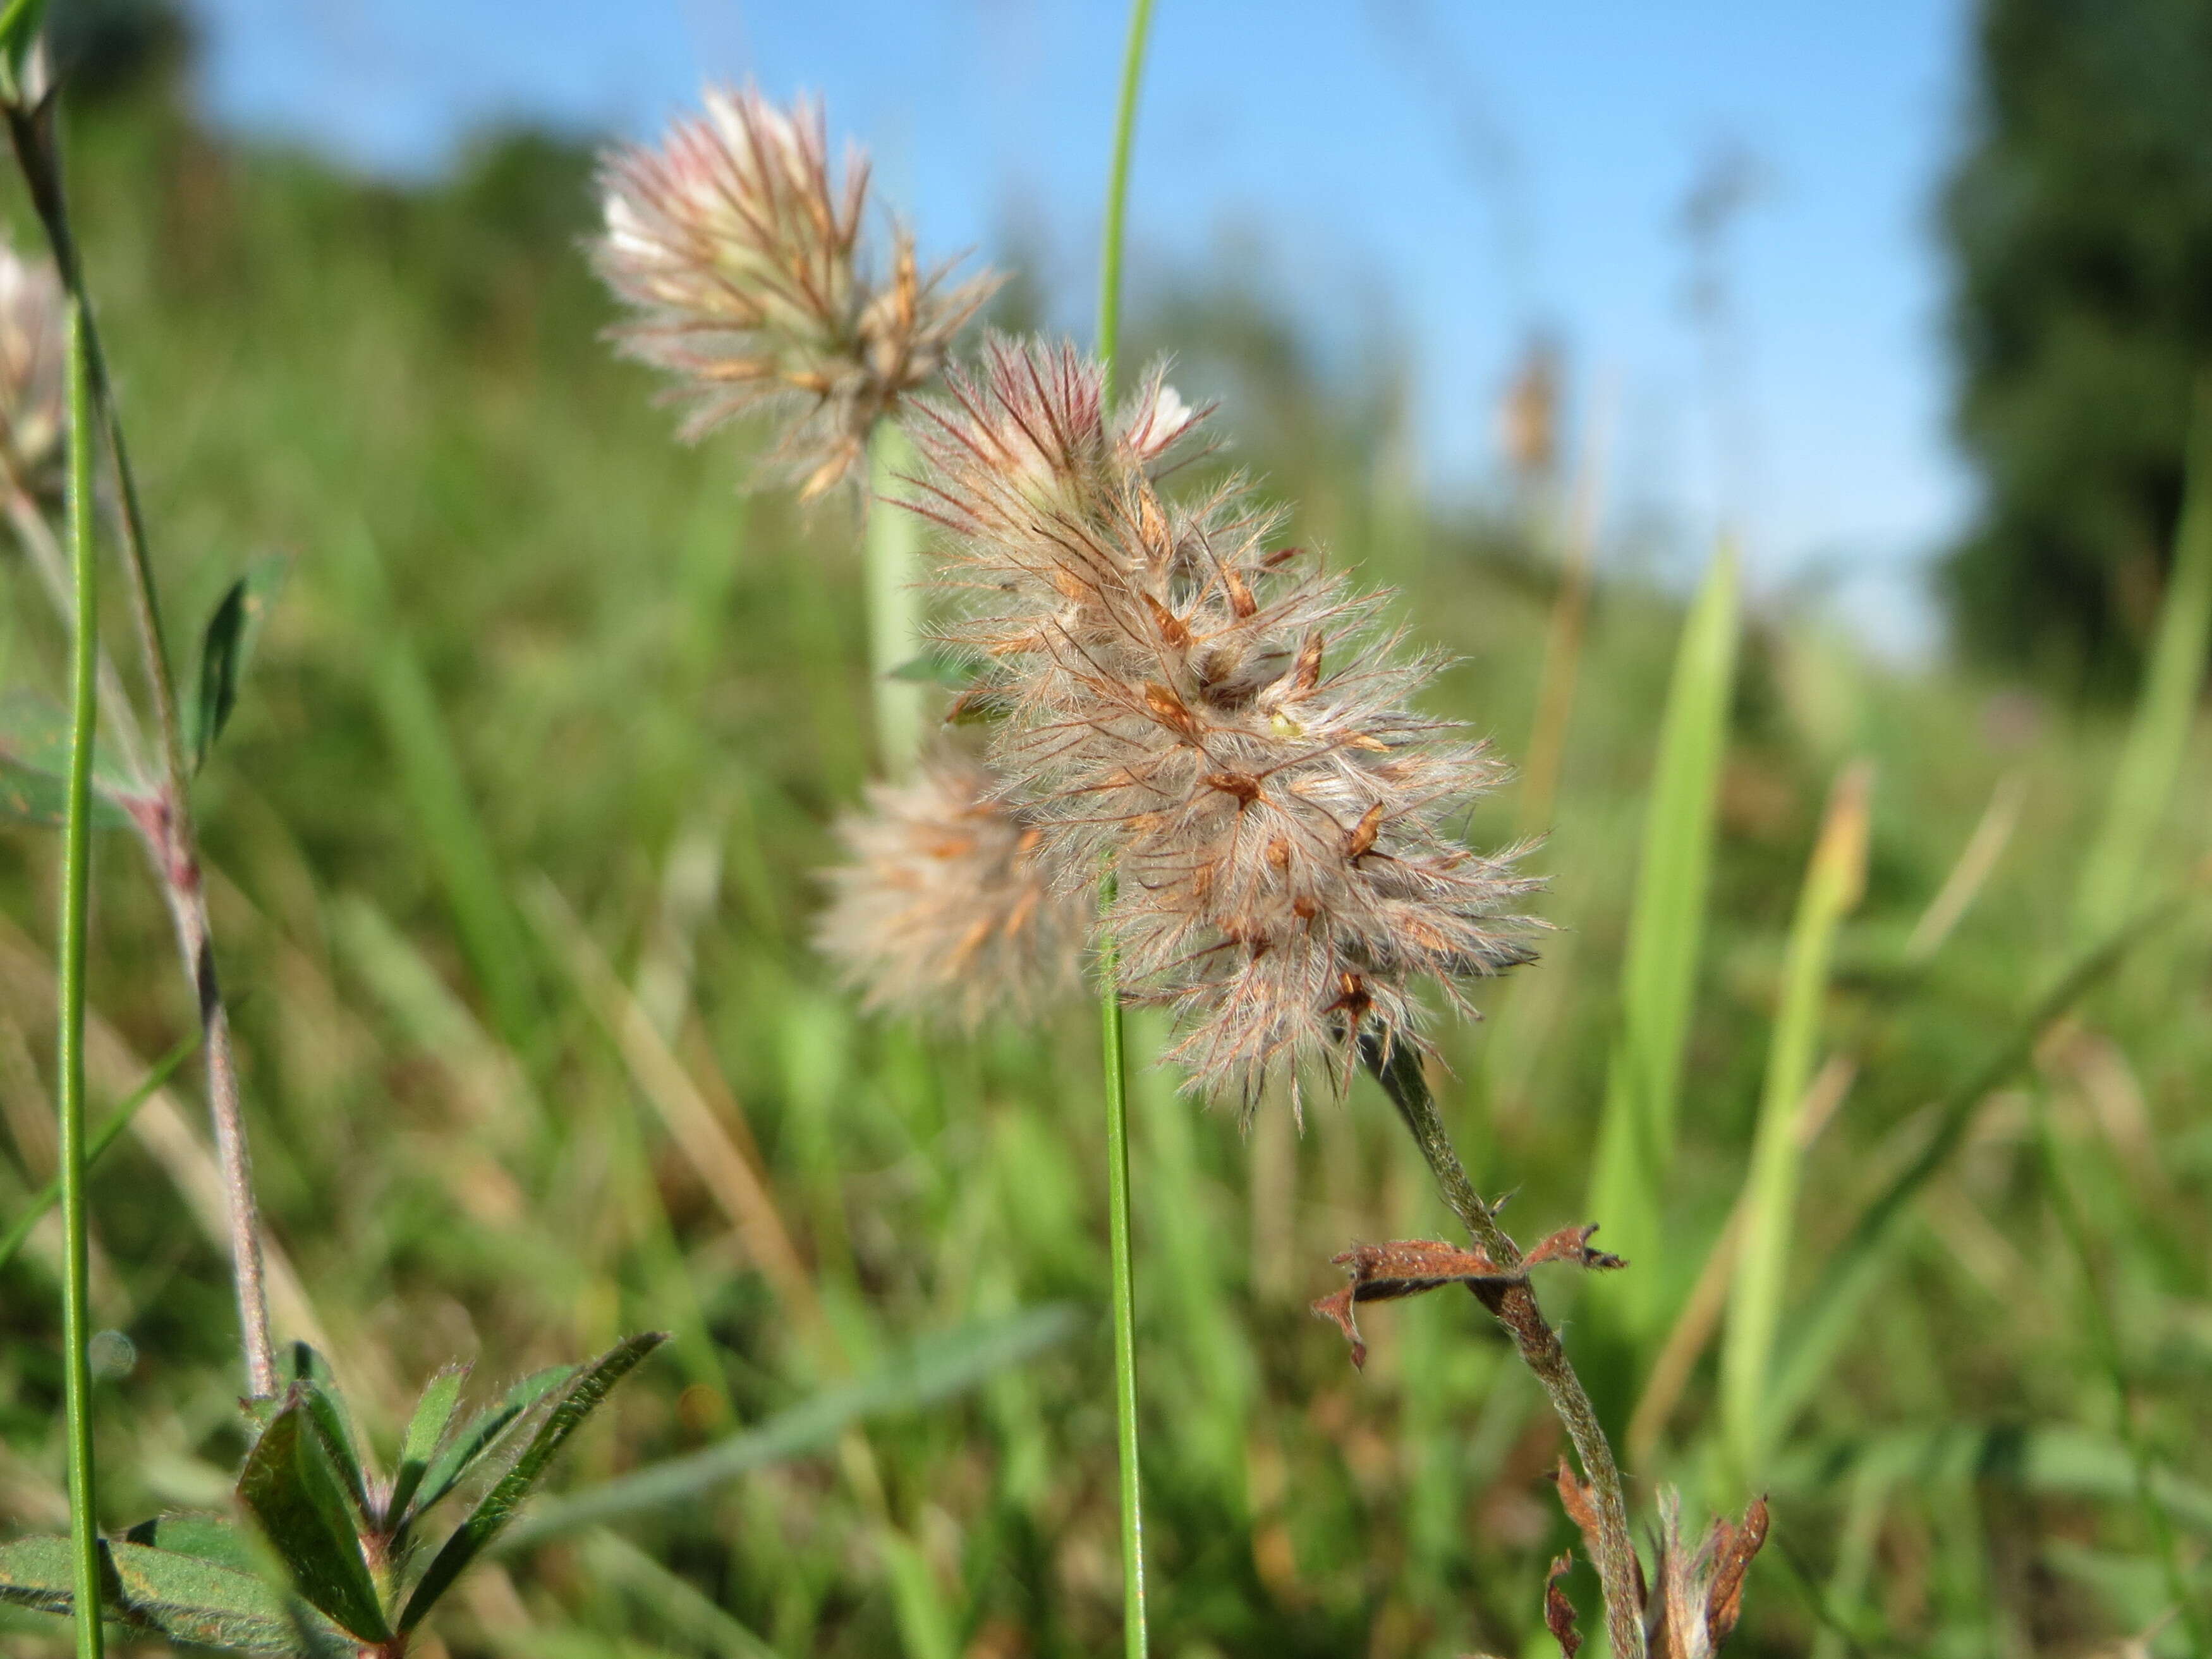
[0,237,64,490]
[904,335,1542,1110]
[816,751,1087,1029]
[593,85,1001,499]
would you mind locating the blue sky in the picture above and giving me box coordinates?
[188,0,1977,654]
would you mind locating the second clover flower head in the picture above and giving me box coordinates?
[903,334,1544,1114]
[593,84,1001,500]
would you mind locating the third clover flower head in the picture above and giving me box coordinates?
[0,234,64,493]
[593,85,1001,499]
[902,335,1543,1112]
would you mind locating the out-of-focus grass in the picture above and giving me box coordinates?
[2,87,2211,1659]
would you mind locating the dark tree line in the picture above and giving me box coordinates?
[1944,0,2212,691]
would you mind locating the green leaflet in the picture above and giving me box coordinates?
[186,555,289,772]
[402,1361,576,1534]
[386,1362,470,1529]
[399,1332,666,1631]
[235,1399,391,1643]
[0,1534,298,1655]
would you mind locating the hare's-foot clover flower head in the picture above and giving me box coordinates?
[817,751,1087,1029]
[904,336,1542,1112]
[593,85,1001,499]
[0,236,64,491]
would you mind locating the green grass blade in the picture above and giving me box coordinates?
[338,523,539,1051]
[496,1304,1080,1549]
[1720,762,1871,1479]
[2074,377,2212,941]
[2033,1099,2208,1653]
[1764,899,2180,1440]
[398,1332,666,1631]
[1586,538,1741,1339]
[0,1029,197,1275]
[56,292,103,1659]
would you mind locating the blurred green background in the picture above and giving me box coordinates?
[3,7,2211,1658]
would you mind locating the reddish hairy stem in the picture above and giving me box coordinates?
[1361,1035,1645,1659]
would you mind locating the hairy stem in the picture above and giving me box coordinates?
[59,298,105,1659]
[6,90,278,1399]
[1363,1036,1646,1659]
[1095,3,1157,1653]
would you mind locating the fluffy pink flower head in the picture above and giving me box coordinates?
[0,237,64,490]
[902,336,1541,1112]
[816,751,1087,1030]
[594,85,1000,499]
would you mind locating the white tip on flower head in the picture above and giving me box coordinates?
[1122,382,1201,463]
[592,83,1002,501]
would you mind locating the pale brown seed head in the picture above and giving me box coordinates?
[815,751,1087,1028]
[0,238,64,491]
[593,85,1001,499]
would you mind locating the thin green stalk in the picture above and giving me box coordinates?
[1098,902,1145,1658]
[2033,1101,2206,1656]
[1096,3,1157,1654]
[58,296,105,1659]
[1097,0,1157,403]
[865,425,925,777]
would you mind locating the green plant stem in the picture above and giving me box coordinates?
[5,93,276,1399]
[2033,1102,2206,1656]
[1095,4,1156,1656]
[1097,0,1157,403]
[865,425,925,777]
[1098,899,1145,1659]
[58,296,104,1659]
[1362,1038,1645,1659]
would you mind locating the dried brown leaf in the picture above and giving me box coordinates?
[1544,1552,1583,1659]
[1703,1495,1768,1648]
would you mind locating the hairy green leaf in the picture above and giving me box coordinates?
[121,1513,258,1575]
[386,1363,470,1529]
[107,1540,298,1654]
[885,648,984,689]
[187,556,288,772]
[399,1332,665,1631]
[0,1534,299,1654]
[282,1346,373,1522]
[0,1536,76,1620]
[404,1362,574,1531]
[0,690,134,828]
[236,1398,391,1642]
